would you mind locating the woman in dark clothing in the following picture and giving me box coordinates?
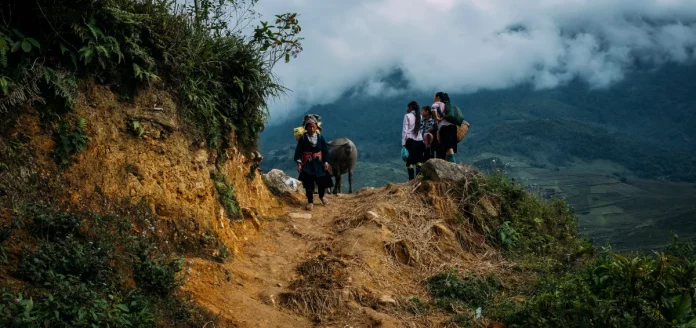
[294,118,333,211]
[402,101,425,180]
[431,92,457,163]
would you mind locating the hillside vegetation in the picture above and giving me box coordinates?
[0,0,299,326]
[1,0,301,151]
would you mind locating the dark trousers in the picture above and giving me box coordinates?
[302,175,326,204]
[432,140,446,159]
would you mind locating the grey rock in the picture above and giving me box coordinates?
[262,169,302,194]
[420,159,472,182]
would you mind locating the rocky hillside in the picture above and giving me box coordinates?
[2,2,696,327]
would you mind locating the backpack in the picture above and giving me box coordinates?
[443,102,465,126]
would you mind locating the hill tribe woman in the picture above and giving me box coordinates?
[294,117,333,211]
[421,105,438,162]
[431,92,457,163]
[402,101,425,180]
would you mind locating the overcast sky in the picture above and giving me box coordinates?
[251,0,696,123]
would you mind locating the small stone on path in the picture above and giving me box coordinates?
[289,212,312,220]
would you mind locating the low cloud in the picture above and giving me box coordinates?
[253,0,696,123]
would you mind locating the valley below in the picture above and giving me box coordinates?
[262,146,696,252]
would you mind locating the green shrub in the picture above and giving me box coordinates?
[211,172,241,219]
[214,243,229,263]
[4,203,212,327]
[23,202,83,240]
[490,240,696,328]
[53,117,89,166]
[129,120,144,137]
[0,276,154,327]
[427,271,502,311]
[461,171,594,267]
[18,235,115,286]
[497,221,520,249]
[133,251,184,297]
[1,0,303,153]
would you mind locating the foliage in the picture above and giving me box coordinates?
[0,202,215,327]
[129,120,144,137]
[53,117,89,166]
[211,172,241,219]
[0,0,303,152]
[214,243,229,263]
[490,239,696,328]
[460,171,595,268]
[428,175,696,328]
[497,221,519,249]
[0,277,153,328]
[427,271,502,311]
[18,235,115,286]
[23,202,83,240]
[133,248,184,297]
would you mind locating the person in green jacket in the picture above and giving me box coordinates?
[294,117,333,211]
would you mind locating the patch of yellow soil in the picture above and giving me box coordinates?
[26,85,286,254]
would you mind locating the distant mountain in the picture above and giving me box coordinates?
[261,63,696,182]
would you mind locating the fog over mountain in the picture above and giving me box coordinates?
[252,0,696,123]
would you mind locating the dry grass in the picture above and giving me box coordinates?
[276,170,525,326]
[339,178,503,279]
[280,255,350,320]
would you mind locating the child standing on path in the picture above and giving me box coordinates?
[420,105,438,162]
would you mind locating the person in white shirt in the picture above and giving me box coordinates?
[430,92,457,163]
[402,101,425,180]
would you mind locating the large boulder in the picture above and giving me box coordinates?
[420,159,473,182]
[262,169,302,194]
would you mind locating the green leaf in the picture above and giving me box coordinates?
[27,38,40,49]
[21,39,31,52]
[0,76,9,95]
[12,29,24,39]
[24,298,33,312]
[11,41,21,53]
[285,53,290,63]
[116,304,129,312]
[674,293,693,322]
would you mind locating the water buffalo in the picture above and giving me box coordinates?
[327,138,357,194]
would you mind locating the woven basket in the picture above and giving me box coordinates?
[456,120,470,142]
[293,122,323,141]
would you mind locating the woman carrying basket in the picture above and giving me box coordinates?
[294,117,333,211]
[431,92,458,163]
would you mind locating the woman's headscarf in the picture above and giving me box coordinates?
[304,117,317,128]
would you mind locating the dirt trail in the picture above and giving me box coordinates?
[182,178,502,327]
[182,191,399,327]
